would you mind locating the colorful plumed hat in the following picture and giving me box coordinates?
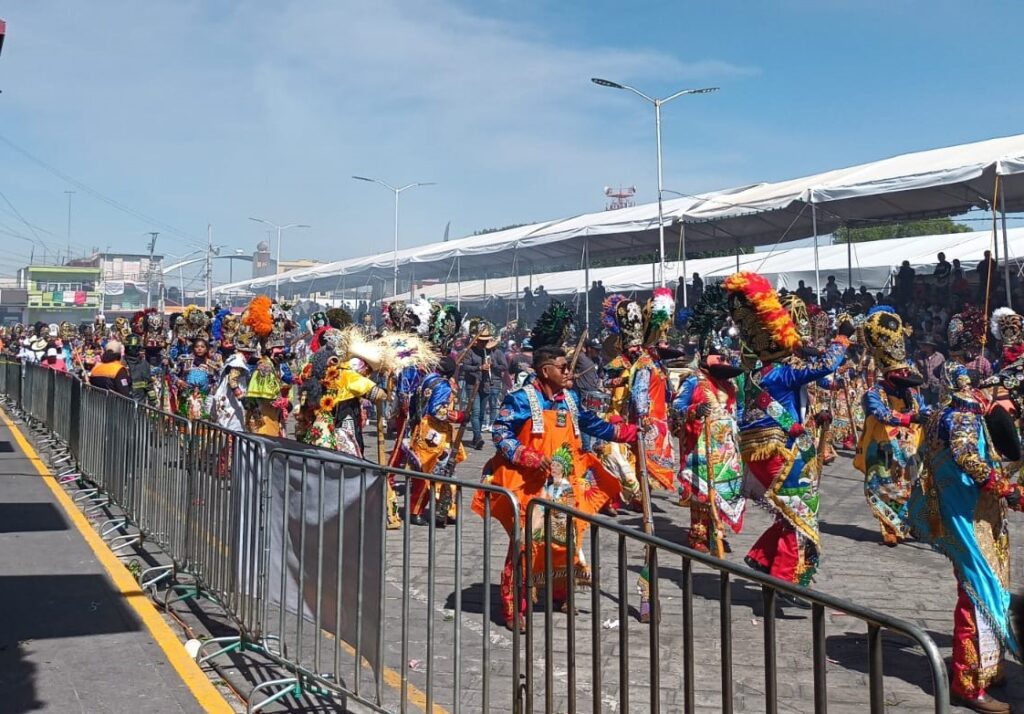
[384,300,408,331]
[403,299,433,336]
[722,271,802,362]
[613,298,645,348]
[990,307,1023,350]
[211,308,232,341]
[376,332,440,374]
[807,303,830,349]
[779,293,812,343]
[326,307,352,329]
[685,283,732,357]
[643,287,675,345]
[243,295,274,340]
[531,301,576,351]
[308,310,329,333]
[862,305,911,374]
[947,305,986,355]
[428,304,462,352]
[601,294,628,335]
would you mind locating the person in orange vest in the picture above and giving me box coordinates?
[89,339,131,396]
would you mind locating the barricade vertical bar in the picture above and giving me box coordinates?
[719,571,733,714]
[314,461,326,674]
[426,482,437,712]
[400,478,412,714]
[333,455,346,686]
[453,486,463,714]
[681,556,694,714]
[296,458,308,670]
[812,603,827,714]
[565,511,577,714]
[617,534,629,714]
[649,547,660,714]
[868,624,883,713]
[525,498,535,714]
[763,586,778,714]
[544,508,554,714]
[354,465,367,697]
[482,494,492,713]
[590,526,602,714]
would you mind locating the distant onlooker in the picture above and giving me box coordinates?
[858,285,875,308]
[824,275,841,306]
[689,272,704,305]
[795,280,813,304]
[896,261,916,306]
[977,250,997,302]
[916,338,945,405]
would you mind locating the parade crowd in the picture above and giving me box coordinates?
[3,265,1024,713]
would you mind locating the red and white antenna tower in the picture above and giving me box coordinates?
[604,185,636,211]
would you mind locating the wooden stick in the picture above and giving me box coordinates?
[701,397,726,559]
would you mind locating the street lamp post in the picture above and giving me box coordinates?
[352,176,434,297]
[248,217,310,300]
[591,78,717,287]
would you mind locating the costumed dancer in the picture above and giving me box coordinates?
[723,272,851,590]
[597,294,643,508]
[386,299,435,464]
[241,296,288,436]
[907,361,1022,714]
[672,284,746,554]
[853,306,928,546]
[404,304,465,527]
[472,302,637,631]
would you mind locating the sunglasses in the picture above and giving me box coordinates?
[541,361,571,372]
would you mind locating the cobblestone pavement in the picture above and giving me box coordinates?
[376,434,1024,714]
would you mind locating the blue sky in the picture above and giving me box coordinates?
[1,1,1021,286]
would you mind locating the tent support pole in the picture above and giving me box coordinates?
[735,239,740,271]
[846,229,853,290]
[680,223,688,307]
[1001,181,1013,309]
[513,248,520,321]
[812,202,821,304]
[652,259,656,291]
[583,236,590,331]
[457,256,461,310]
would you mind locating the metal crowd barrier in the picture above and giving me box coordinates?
[525,499,951,714]
[0,360,953,714]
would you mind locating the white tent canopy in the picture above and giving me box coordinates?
[412,228,1024,303]
[214,133,1024,297]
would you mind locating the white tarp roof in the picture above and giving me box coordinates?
[214,133,1024,296]
[413,228,1024,303]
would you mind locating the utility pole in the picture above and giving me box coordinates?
[64,190,75,264]
[146,232,159,309]
[205,224,213,310]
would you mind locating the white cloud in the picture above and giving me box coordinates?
[0,0,757,268]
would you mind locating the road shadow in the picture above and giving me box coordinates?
[445,582,507,629]
[0,502,69,533]
[0,574,144,713]
[818,520,885,544]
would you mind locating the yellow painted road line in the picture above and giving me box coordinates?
[0,407,234,714]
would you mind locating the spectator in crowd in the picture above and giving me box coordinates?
[675,275,687,309]
[522,287,534,319]
[508,337,533,387]
[795,280,813,303]
[858,285,875,308]
[824,275,841,306]
[485,340,509,427]
[934,252,952,285]
[89,339,131,396]
[460,325,496,450]
[689,272,704,305]
[916,337,945,405]
[964,347,993,381]
[896,260,916,307]
[842,285,857,305]
[977,250,997,302]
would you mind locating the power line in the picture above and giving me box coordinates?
[0,132,207,250]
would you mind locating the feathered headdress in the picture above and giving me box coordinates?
[531,301,575,350]
[428,304,462,351]
[377,332,440,373]
[326,307,352,329]
[947,305,986,355]
[863,305,911,374]
[404,299,433,336]
[243,295,274,338]
[602,294,628,334]
[723,271,802,361]
[335,326,398,375]
[686,284,729,350]
[643,287,676,344]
